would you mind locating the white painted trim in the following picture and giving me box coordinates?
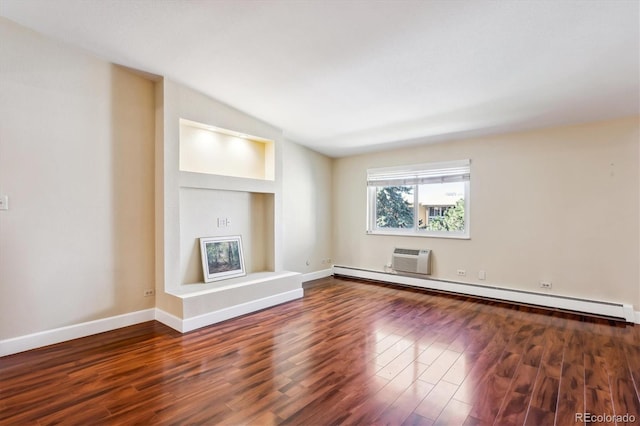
[334,266,635,323]
[635,310,640,325]
[622,305,635,324]
[180,288,304,333]
[0,309,155,357]
[302,268,334,282]
[0,287,306,357]
[154,308,184,332]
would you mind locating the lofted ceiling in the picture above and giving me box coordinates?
[1,0,638,157]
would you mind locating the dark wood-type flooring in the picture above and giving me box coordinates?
[2,277,640,425]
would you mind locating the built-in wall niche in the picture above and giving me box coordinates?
[179,187,275,286]
[179,118,275,180]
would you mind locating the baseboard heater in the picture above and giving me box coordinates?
[333,266,635,323]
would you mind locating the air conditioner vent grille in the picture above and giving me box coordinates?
[393,248,421,256]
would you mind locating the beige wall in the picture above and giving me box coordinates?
[0,18,156,339]
[282,141,333,273]
[333,117,639,308]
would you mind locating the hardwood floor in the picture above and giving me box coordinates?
[2,276,639,425]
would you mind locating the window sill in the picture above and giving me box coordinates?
[366,230,471,240]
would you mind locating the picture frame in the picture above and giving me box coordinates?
[199,235,246,283]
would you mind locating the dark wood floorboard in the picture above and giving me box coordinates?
[2,276,640,425]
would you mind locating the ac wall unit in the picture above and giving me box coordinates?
[392,248,431,275]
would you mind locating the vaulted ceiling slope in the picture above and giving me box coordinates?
[1,0,638,157]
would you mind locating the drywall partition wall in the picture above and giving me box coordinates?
[154,79,182,316]
[156,78,301,323]
[0,18,156,340]
[281,140,334,274]
[332,117,639,309]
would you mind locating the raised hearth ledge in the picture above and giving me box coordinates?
[167,271,301,298]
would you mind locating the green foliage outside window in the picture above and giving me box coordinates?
[376,186,414,228]
[423,198,465,231]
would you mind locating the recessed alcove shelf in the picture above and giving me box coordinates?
[179,170,276,194]
[179,187,274,286]
[179,118,275,181]
[177,117,280,292]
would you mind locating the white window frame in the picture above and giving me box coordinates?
[366,159,471,239]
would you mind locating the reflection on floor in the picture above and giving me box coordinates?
[1,276,639,425]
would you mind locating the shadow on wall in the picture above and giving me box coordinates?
[106,64,155,316]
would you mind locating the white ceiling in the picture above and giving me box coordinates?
[1,0,638,157]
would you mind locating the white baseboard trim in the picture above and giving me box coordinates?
[154,308,184,332]
[334,266,636,323]
[635,311,640,325]
[0,309,156,357]
[302,268,334,283]
[1,289,305,357]
[178,288,304,333]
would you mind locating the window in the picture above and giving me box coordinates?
[367,160,470,238]
[428,206,450,219]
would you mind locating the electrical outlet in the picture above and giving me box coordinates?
[457,269,466,277]
[0,195,8,211]
[144,289,155,297]
[478,270,486,280]
[540,281,552,290]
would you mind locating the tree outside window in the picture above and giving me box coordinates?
[375,186,414,228]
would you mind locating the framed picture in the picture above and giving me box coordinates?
[199,235,246,283]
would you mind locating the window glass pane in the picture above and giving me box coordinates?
[417,182,465,231]
[375,186,414,229]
